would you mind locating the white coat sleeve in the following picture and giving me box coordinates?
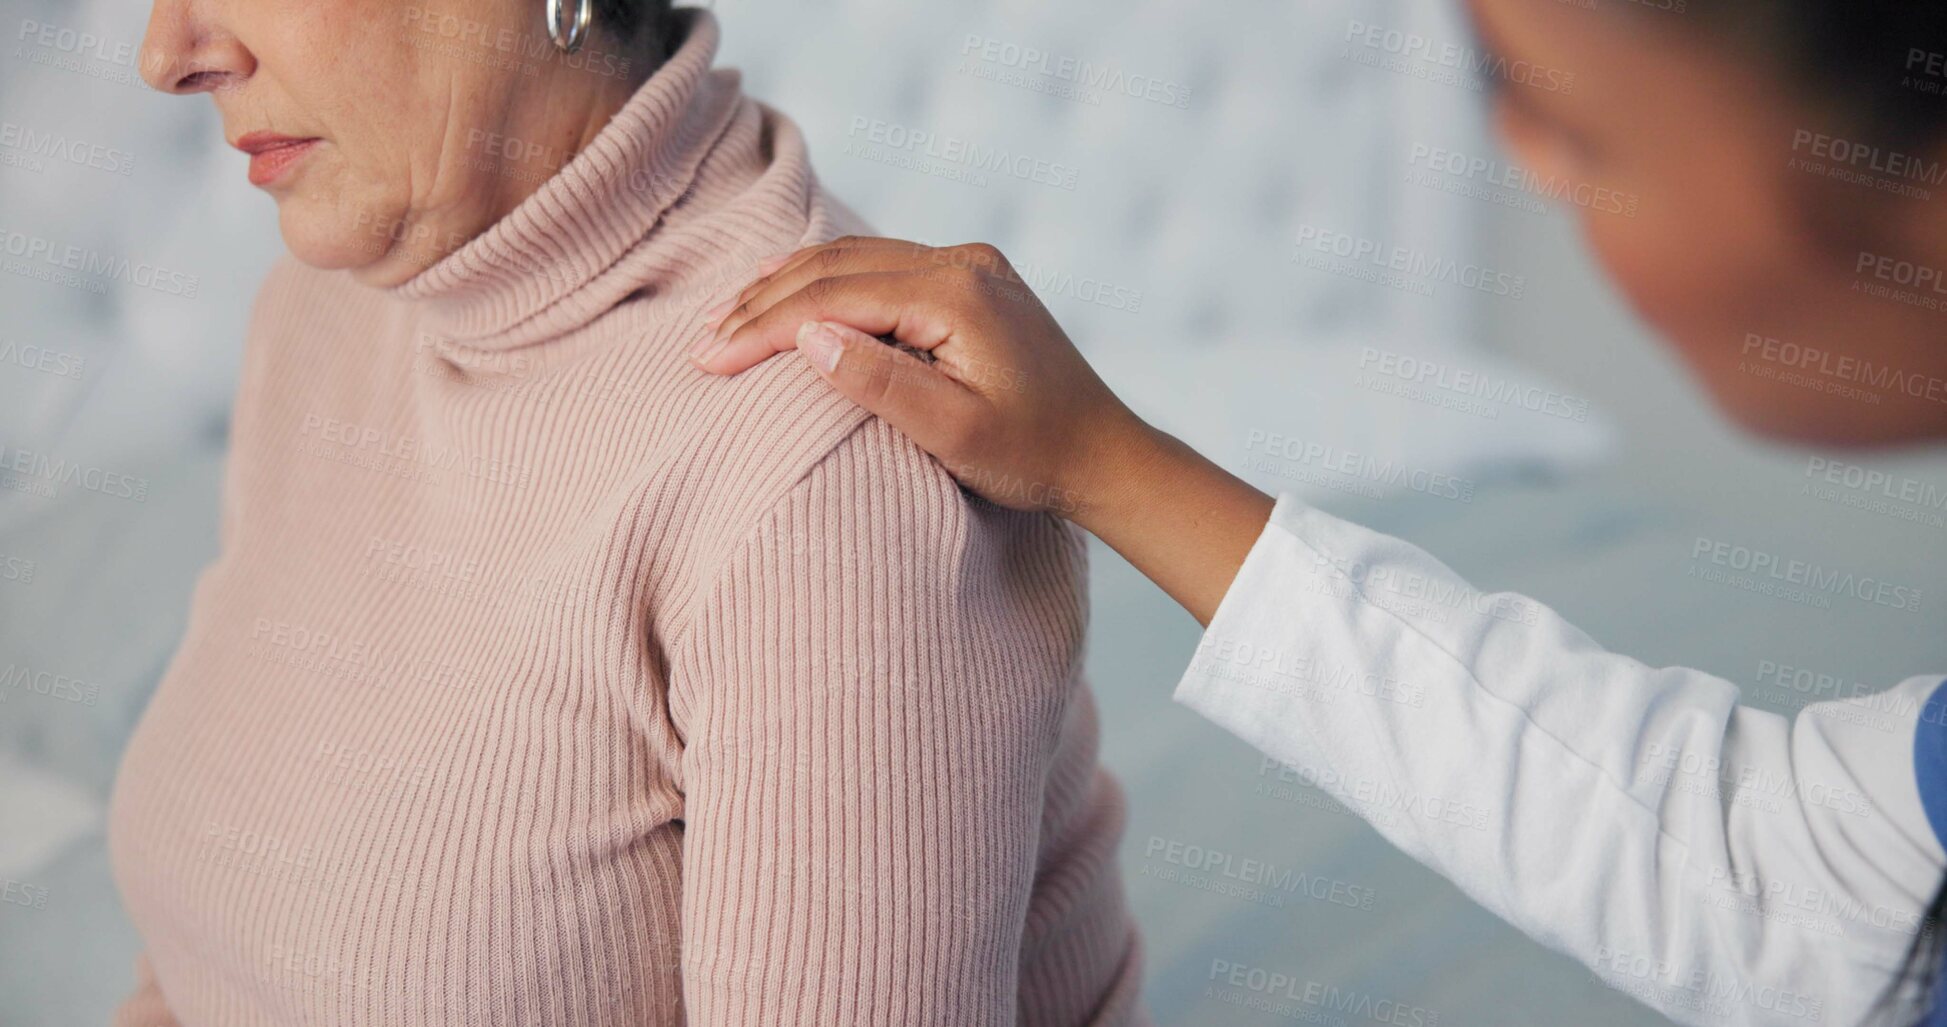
[1174,495,1946,1027]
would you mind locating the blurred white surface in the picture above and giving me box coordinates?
[0,753,99,879]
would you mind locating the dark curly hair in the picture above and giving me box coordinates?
[1682,0,1947,147]
[1645,1,1947,258]
[591,0,675,48]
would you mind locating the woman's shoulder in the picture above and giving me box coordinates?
[653,347,1083,615]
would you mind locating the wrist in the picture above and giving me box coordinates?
[1067,409,1172,538]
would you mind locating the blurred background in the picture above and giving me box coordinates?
[3,0,1945,1024]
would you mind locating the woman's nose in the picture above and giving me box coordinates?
[140,0,255,95]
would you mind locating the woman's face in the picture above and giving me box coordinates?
[140,0,646,285]
[1470,0,1947,446]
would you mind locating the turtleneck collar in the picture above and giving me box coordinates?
[388,9,747,351]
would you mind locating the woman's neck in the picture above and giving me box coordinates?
[350,28,670,289]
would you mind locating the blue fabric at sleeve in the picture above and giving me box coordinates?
[1916,680,1947,852]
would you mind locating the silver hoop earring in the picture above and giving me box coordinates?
[547,0,592,54]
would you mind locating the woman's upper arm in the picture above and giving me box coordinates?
[667,419,1083,1026]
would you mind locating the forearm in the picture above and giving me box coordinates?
[1174,497,1937,1026]
[1073,420,1274,627]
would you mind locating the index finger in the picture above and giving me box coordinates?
[690,270,963,375]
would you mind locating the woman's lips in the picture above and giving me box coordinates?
[234,133,321,187]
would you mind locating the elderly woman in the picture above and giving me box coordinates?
[105,1,1144,1024]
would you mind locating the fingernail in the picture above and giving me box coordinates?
[756,251,794,276]
[691,316,734,355]
[689,335,729,367]
[797,321,844,375]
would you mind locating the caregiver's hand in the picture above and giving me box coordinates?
[691,237,1141,517]
[691,236,1275,625]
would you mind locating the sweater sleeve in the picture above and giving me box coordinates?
[666,419,1086,1026]
[1175,494,1945,1027]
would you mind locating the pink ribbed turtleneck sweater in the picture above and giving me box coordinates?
[106,11,1143,1024]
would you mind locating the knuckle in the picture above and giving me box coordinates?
[812,246,848,274]
[954,242,1007,271]
[801,275,839,305]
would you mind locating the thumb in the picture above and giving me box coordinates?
[796,320,980,458]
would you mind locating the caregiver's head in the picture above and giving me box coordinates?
[138,0,673,285]
[1469,0,1947,447]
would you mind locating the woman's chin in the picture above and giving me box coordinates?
[273,201,415,283]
